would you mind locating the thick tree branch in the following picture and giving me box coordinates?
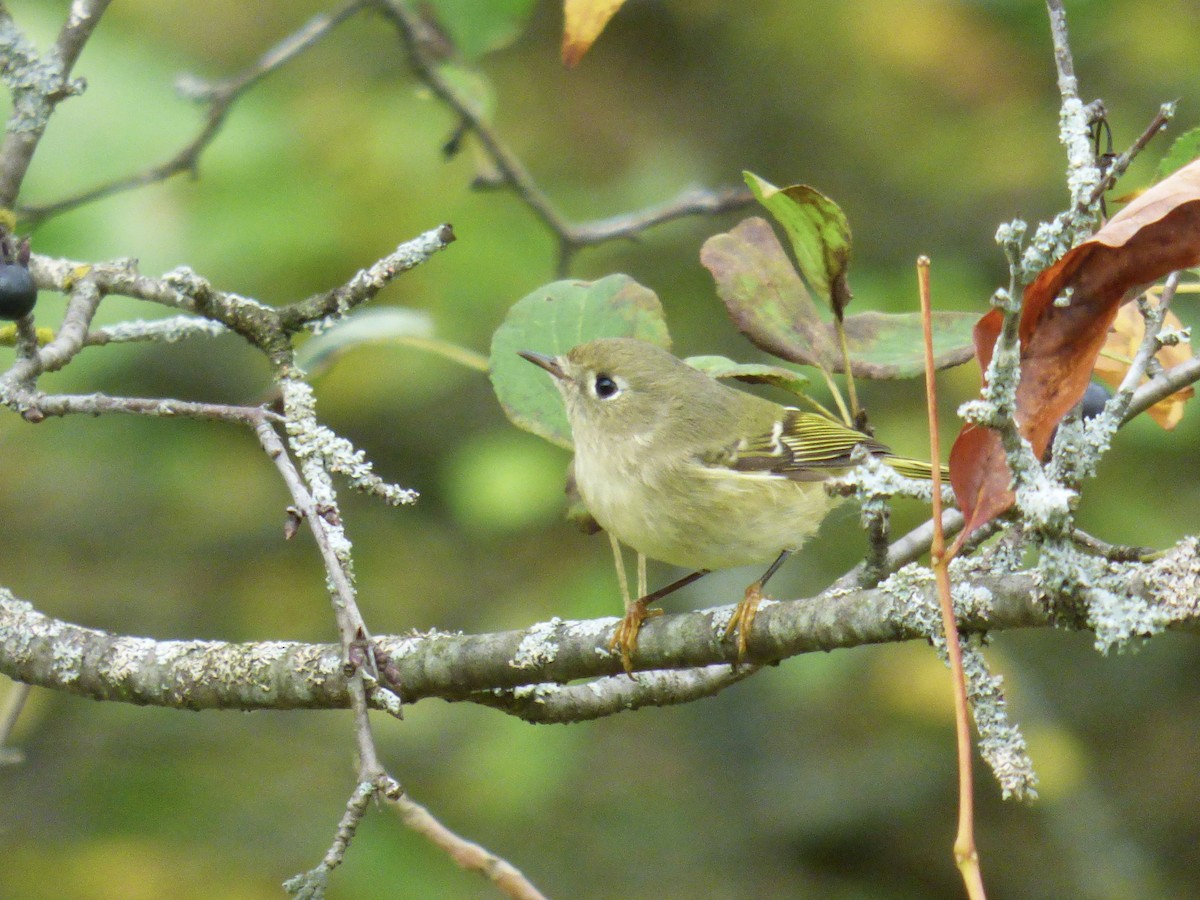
[4,537,1197,721]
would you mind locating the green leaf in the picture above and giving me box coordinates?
[298,307,439,377]
[490,275,670,448]
[700,216,839,371]
[683,355,809,398]
[841,310,977,378]
[744,171,853,315]
[421,0,537,59]
[1157,126,1200,179]
[435,62,496,123]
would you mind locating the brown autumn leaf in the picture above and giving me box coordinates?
[1093,302,1194,429]
[951,157,1200,536]
[562,0,626,68]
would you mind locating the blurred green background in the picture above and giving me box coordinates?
[2,1,1199,897]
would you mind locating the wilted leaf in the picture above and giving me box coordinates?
[489,275,670,447]
[951,157,1200,534]
[743,171,853,315]
[1093,303,1194,429]
[562,0,627,68]
[700,217,838,371]
[700,217,976,378]
[683,355,810,398]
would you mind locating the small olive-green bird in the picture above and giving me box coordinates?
[519,337,941,669]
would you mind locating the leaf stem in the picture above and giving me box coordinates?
[918,256,986,900]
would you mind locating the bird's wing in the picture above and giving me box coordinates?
[703,409,892,482]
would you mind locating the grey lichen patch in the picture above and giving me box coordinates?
[878,563,939,635]
[1086,538,1200,653]
[1087,587,1169,654]
[962,643,1038,800]
[562,616,617,641]
[93,316,228,345]
[828,453,941,506]
[282,377,417,510]
[511,618,562,669]
[710,603,739,633]
[561,617,619,660]
[103,636,159,685]
[1140,536,1200,622]
[511,683,558,704]
[0,19,69,132]
[880,562,1038,800]
[50,632,86,684]
[1015,474,1075,536]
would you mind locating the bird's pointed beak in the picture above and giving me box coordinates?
[518,349,565,379]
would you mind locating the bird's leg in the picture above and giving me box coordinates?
[609,566,710,674]
[725,549,793,663]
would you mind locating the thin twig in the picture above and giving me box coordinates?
[11,392,279,426]
[0,681,31,764]
[387,792,549,900]
[1125,355,1200,422]
[0,0,112,207]
[1045,0,1078,101]
[278,223,456,332]
[476,663,760,723]
[259,416,410,887]
[1050,275,1181,490]
[17,0,370,225]
[254,420,373,645]
[1083,102,1175,210]
[375,0,752,273]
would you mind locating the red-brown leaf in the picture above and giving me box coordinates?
[951,158,1200,533]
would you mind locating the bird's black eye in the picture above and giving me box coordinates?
[594,374,619,399]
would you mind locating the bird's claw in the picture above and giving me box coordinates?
[608,598,664,675]
[724,582,764,664]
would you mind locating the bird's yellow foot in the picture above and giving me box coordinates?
[724,581,764,663]
[609,598,664,675]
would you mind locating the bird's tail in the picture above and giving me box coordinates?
[883,455,950,480]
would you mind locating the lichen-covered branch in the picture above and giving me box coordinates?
[5,537,1197,720]
[0,0,111,207]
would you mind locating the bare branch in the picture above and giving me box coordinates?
[475,664,760,724]
[374,0,752,272]
[387,792,549,900]
[9,392,277,426]
[0,0,111,207]
[278,223,456,332]
[16,1,369,225]
[1124,355,1200,423]
[1084,102,1175,209]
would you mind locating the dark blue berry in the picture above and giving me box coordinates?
[0,264,36,320]
[1079,381,1111,420]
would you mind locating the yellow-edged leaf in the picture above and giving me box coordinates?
[562,0,626,68]
[1093,303,1193,429]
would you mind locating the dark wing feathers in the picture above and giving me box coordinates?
[711,409,945,481]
